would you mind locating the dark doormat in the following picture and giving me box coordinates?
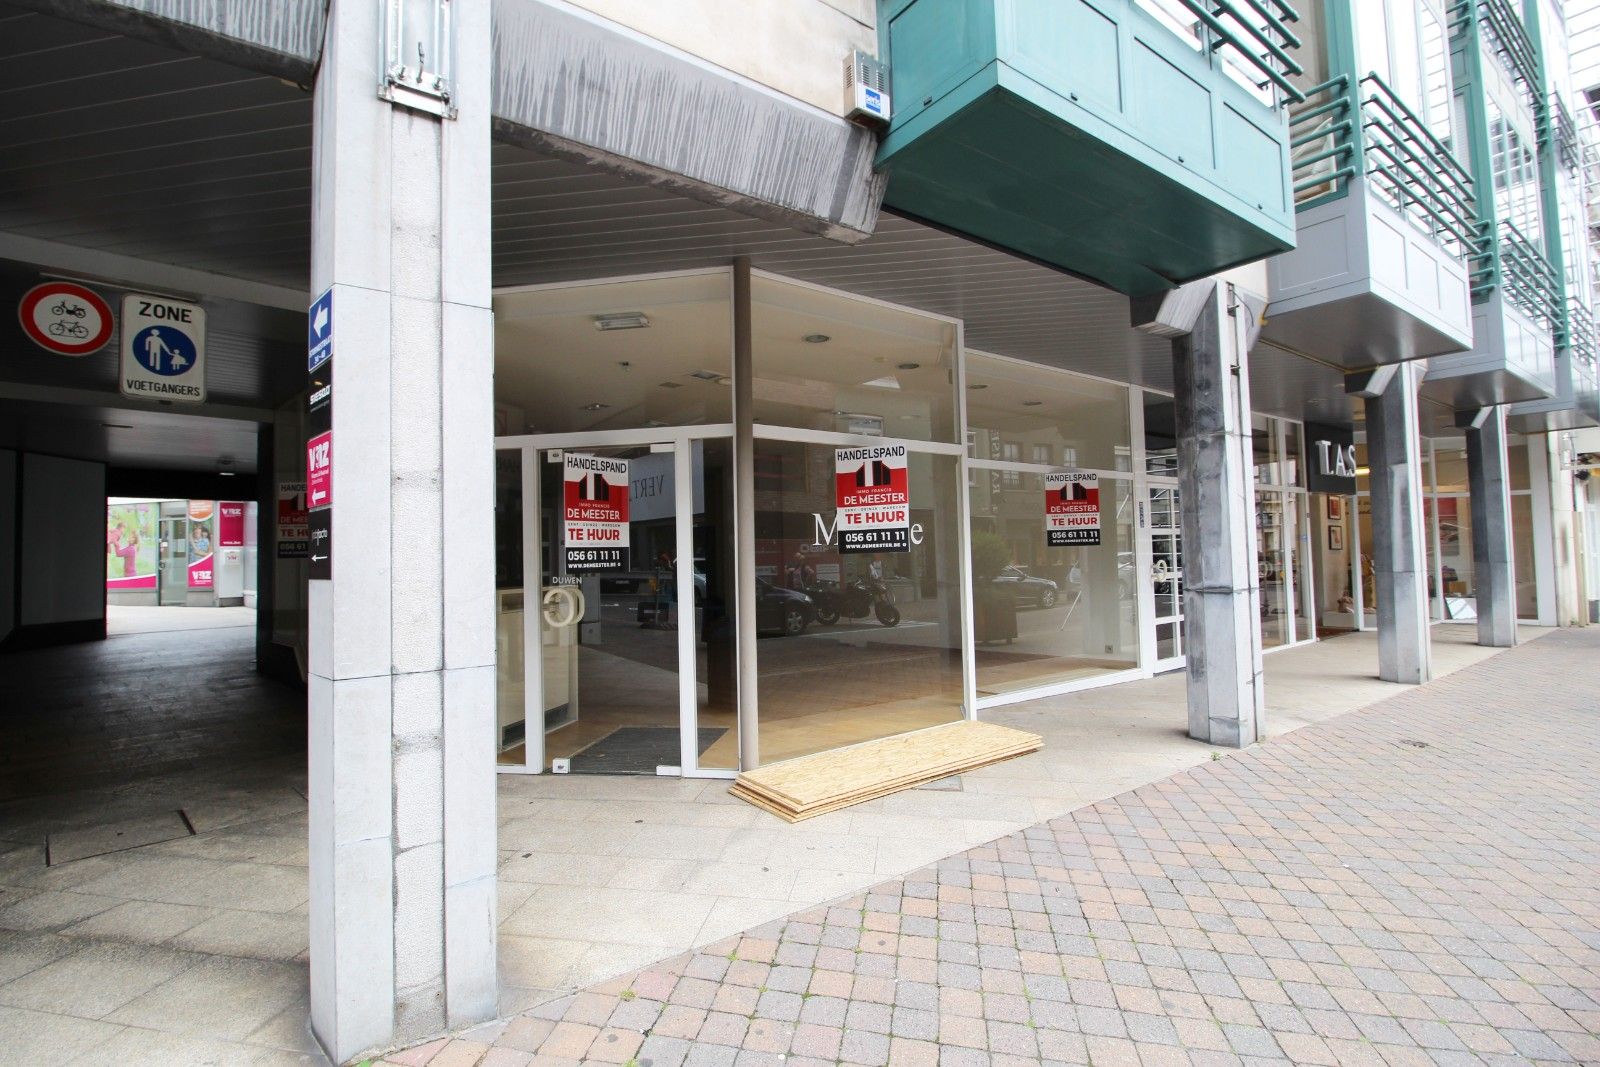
[567,726,727,775]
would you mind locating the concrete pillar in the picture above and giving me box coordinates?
[307,1,496,1061]
[1134,281,1265,747]
[1348,364,1432,683]
[1462,407,1518,647]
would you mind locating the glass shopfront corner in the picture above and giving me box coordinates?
[486,265,1325,778]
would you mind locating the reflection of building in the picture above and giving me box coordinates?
[3,0,1599,1061]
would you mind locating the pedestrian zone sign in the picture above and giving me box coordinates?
[120,294,205,403]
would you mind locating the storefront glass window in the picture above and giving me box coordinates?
[965,354,1132,472]
[1144,393,1178,476]
[1284,424,1305,487]
[1507,441,1530,490]
[752,443,965,763]
[1257,490,1290,646]
[1435,495,1471,611]
[493,272,732,434]
[968,473,1138,696]
[751,276,959,444]
[1512,493,1537,619]
[1253,415,1283,484]
[1293,496,1315,637]
[495,449,526,766]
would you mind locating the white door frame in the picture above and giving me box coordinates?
[494,425,737,778]
[1142,476,1186,673]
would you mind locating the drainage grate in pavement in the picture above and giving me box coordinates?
[45,810,196,865]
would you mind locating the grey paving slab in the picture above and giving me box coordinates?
[387,629,1600,1067]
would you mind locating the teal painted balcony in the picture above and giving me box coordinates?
[875,0,1301,297]
[1508,301,1600,431]
[1264,74,1476,369]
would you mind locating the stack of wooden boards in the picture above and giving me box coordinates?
[729,720,1043,822]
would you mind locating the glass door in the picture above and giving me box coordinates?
[494,433,736,777]
[157,517,188,605]
[1145,480,1185,670]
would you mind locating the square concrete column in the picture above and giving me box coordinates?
[1134,281,1265,747]
[1462,406,1518,647]
[307,0,496,1061]
[1348,364,1432,683]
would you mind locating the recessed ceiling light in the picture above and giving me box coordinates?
[581,402,610,411]
[897,362,921,370]
[218,470,237,476]
[593,312,650,331]
[803,334,830,344]
[716,376,732,386]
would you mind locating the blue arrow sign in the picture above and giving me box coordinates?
[308,288,333,372]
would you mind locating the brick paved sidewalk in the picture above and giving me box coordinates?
[386,630,1600,1067]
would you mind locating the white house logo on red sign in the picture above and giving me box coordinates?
[834,444,911,554]
[1044,471,1101,547]
[17,282,114,356]
[563,453,630,571]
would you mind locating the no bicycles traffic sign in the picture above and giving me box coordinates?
[17,282,114,357]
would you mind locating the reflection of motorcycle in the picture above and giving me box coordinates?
[805,577,900,627]
[48,320,89,338]
[52,300,87,318]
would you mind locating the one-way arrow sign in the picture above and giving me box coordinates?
[308,288,333,372]
[308,511,331,580]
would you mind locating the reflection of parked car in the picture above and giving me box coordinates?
[991,565,1058,608]
[756,578,816,636]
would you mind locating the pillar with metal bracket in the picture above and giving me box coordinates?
[306,0,496,1060]
[1133,280,1266,747]
[1347,364,1432,683]
[1462,406,1518,647]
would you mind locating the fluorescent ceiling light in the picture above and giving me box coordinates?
[593,312,650,331]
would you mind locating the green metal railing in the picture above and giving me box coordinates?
[1287,72,1477,259]
[1476,0,1543,116]
[1552,93,1579,174]
[1288,75,1355,203]
[1567,300,1597,365]
[1169,0,1305,103]
[1480,220,1563,329]
[1361,74,1478,254]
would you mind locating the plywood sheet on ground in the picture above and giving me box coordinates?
[729,720,1042,822]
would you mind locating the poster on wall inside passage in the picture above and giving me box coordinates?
[1044,471,1101,546]
[277,482,308,558]
[834,442,910,554]
[563,453,630,572]
[218,501,245,548]
[106,502,158,589]
[187,501,215,588]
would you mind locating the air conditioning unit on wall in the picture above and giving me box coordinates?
[845,50,891,127]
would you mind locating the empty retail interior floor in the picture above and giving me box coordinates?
[0,617,1549,1065]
